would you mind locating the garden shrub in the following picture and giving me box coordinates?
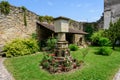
[68,44,78,51]
[91,30,111,46]
[3,38,39,57]
[96,47,112,56]
[46,37,57,51]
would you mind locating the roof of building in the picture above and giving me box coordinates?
[37,22,88,34]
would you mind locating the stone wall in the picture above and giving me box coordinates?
[69,20,83,31]
[104,0,120,29]
[74,34,84,45]
[0,5,39,45]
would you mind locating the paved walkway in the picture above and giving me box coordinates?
[113,69,120,80]
[0,58,14,80]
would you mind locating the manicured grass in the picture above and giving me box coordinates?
[4,47,120,80]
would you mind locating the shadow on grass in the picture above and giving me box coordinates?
[113,47,120,52]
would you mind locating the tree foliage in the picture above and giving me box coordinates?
[106,19,120,49]
[84,23,97,41]
[39,15,53,24]
[0,1,10,15]
[85,24,94,41]
[91,30,111,46]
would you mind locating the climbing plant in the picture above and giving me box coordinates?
[0,1,10,15]
[21,6,27,26]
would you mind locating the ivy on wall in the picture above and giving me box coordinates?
[21,6,27,26]
[0,1,10,15]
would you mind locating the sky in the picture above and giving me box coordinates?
[7,0,104,22]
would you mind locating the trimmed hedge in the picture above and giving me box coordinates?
[3,38,39,57]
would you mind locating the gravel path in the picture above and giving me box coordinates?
[0,58,14,80]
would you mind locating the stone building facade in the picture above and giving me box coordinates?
[104,0,120,29]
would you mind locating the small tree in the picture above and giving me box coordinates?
[106,19,120,49]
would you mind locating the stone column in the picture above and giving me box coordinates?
[58,33,66,41]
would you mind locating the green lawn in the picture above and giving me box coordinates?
[4,47,120,80]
